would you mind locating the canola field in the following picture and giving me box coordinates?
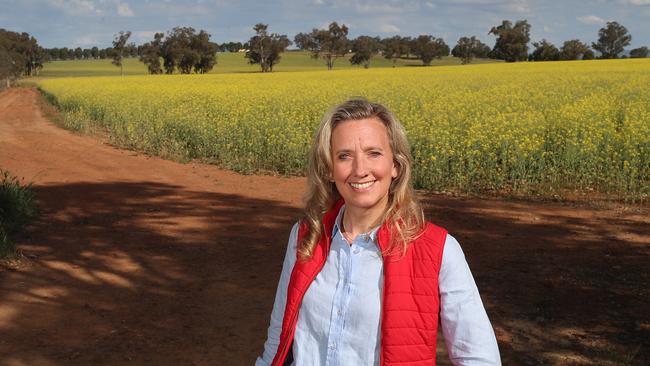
[38,59,650,200]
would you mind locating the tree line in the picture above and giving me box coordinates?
[211,19,649,73]
[2,19,648,81]
[488,20,647,62]
[44,41,244,61]
[134,19,649,74]
[0,28,47,86]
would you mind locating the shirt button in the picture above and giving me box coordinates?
[353,248,360,254]
[337,308,342,316]
[329,342,336,350]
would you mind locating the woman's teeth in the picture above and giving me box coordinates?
[350,181,374,189]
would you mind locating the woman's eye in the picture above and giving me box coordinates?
[338,154,350,160]
[369,151,382,157]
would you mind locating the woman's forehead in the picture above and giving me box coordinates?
[331,118,390,146]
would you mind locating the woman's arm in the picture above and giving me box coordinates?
[439,234,501,365]
[255,222,300,366]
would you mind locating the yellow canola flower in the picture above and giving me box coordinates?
[38,58,650,200]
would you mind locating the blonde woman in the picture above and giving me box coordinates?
[256,99,500,365]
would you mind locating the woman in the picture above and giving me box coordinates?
[256,99,500,365]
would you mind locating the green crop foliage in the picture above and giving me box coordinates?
[0,170,37,258]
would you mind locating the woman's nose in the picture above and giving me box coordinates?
[352,155,368,177]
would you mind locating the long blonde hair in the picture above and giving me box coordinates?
[299,98,425,260]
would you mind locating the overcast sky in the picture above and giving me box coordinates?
[1,0,649,49]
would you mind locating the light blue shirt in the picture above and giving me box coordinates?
[256,205,501,365]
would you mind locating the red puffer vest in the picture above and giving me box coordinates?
[271,199,448,366]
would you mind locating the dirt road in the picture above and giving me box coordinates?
[0,88,648,365]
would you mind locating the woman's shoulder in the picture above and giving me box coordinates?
[424,221,464,257]
[289,220,301,244]
[419,221,449,245]
[281,221,301,253]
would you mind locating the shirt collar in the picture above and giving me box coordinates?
[332,204,380,244]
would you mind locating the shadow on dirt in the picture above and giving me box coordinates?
[0,181,301,365]
[422,196,649,366]
[0,182,647,365]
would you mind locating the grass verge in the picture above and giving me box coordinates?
[37,87,110,139]
[0,169,37,259]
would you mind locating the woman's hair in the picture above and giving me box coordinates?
[299,98,425,260]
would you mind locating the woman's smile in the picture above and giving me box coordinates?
[349,180,376,190]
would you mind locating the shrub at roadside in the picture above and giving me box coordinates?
[0,169,37,258]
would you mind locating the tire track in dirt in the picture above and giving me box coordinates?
[0,88,648,365]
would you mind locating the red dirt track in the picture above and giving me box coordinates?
[0,88,648,365]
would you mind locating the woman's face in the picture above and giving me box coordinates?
[330,117,398,216]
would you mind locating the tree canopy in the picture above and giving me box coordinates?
[245,23,291,72]
[381,36,403,67]
[350,36,381,68]
[592,21,631,59]
[413,35,449,66]
[0,28,46,82]
[452,36,490,64]
[111,31,132,76]
[139,33,164,74]
[629,46,648,58]
[219,42,245,52]
[559,39,592,60]
[139,27,217,74]
[529,39,560,61]
[489,20,531,62]
[294,22,349,70]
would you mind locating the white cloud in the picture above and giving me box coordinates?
[504,0,529,13]
[46,0,136,17]
[133,30,159,38]
[131,30,161,43]
[356,2,417,14]
[47,0,101,16]
[311,0,420,13]
[543,25,553,32]
[444,0,505,3]
[619,0,650,5]
[145,1,212,16]
[380,24,401,32]
[73,35,99,46]
[317,21,331,30]
[117,1,134,16]
[577,15,607,25]
[443,0,530,13]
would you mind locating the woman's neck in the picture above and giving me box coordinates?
[341,203,385,240]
